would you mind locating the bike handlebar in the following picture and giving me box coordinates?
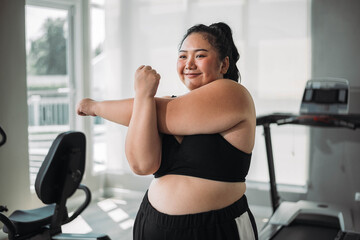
[0,126,6,147]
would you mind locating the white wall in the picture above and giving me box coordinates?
[0,0,103,216]
[0,0,37,212]
[309,0,360,230]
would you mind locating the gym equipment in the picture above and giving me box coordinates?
[300,78,349,115]
[0,131,110,240]
[0,126,8,214]
[257,78,360,240]
[0,126,6,147]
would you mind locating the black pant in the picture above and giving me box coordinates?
[133,191,258,240]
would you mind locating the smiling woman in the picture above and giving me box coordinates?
[77,22,258,239]
[177,33,229,90]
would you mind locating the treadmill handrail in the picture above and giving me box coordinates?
[257,113,360,128]
[256,113,296,126]
[256,113,360,213]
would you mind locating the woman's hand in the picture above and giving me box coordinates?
[125,65,162,175]
[76,98,97,116]
[134,65,161,97]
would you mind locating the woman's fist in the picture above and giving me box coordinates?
[134,65,160,97]
[76,98,97,116]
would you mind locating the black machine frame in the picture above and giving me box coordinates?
[256,113,360,239]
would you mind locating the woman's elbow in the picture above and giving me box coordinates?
[126,153,161,175]
[129,162,160,175]
[130,165,157,176]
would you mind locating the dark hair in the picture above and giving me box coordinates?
[179,22,240,82]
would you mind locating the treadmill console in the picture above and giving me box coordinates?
[300,78,349,115]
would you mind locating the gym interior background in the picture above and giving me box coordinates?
[1,0,360,239]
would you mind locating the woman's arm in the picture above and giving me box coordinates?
[77,94,161,176]
[77,98,133,126]
[125,66,162,175]
[155,79,256,136]
[77,78,255,174]
[76,66,162,176]
[77,79,255,136]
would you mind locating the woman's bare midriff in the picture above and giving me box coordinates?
[148,174,246,215]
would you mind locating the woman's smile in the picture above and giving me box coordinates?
[177,33,228,90]
[184,72,202,78]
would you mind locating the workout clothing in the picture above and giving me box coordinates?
[133,191,258,240]
[154,133,252,182]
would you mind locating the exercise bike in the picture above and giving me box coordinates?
[0,126,8,215]
[0,126,110,240]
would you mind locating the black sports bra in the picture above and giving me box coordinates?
[154,133,252,182]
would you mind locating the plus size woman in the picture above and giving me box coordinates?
[77,22,257,240]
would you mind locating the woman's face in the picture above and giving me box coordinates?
[177,33,227,90]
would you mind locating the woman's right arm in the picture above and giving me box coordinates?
[77,98,133,126]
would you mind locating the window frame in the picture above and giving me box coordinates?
[25,0,100,191]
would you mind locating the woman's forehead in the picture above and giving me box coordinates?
[180,33,214,51]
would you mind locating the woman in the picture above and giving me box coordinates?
[77,22,257,239]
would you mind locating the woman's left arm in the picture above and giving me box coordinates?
[125,66,162,175]
[155,79,255,136]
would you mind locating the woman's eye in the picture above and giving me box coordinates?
[196,54,205,58]
[179,55,186,59]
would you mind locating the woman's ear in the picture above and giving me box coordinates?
[220,56,230,75]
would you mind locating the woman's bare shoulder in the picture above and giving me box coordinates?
[187,79,253,107]
[207,79,251,94]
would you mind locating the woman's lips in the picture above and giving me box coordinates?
[184,73,201,78]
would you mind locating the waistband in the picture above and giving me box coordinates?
[138,191,250,229]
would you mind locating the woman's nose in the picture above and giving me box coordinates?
[185,57,196,70]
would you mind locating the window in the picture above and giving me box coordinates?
[25,1,76,188]
[244,0,311,186]
[90,0,107,172]
[101,0,311,187]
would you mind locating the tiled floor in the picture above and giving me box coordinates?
[62,190,272,240]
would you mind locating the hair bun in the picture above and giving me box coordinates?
[210,22,233,40]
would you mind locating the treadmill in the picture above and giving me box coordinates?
[257,78,360,240]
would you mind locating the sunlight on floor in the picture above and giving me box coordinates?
[97,199,135,230]
[62,215,93,234]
